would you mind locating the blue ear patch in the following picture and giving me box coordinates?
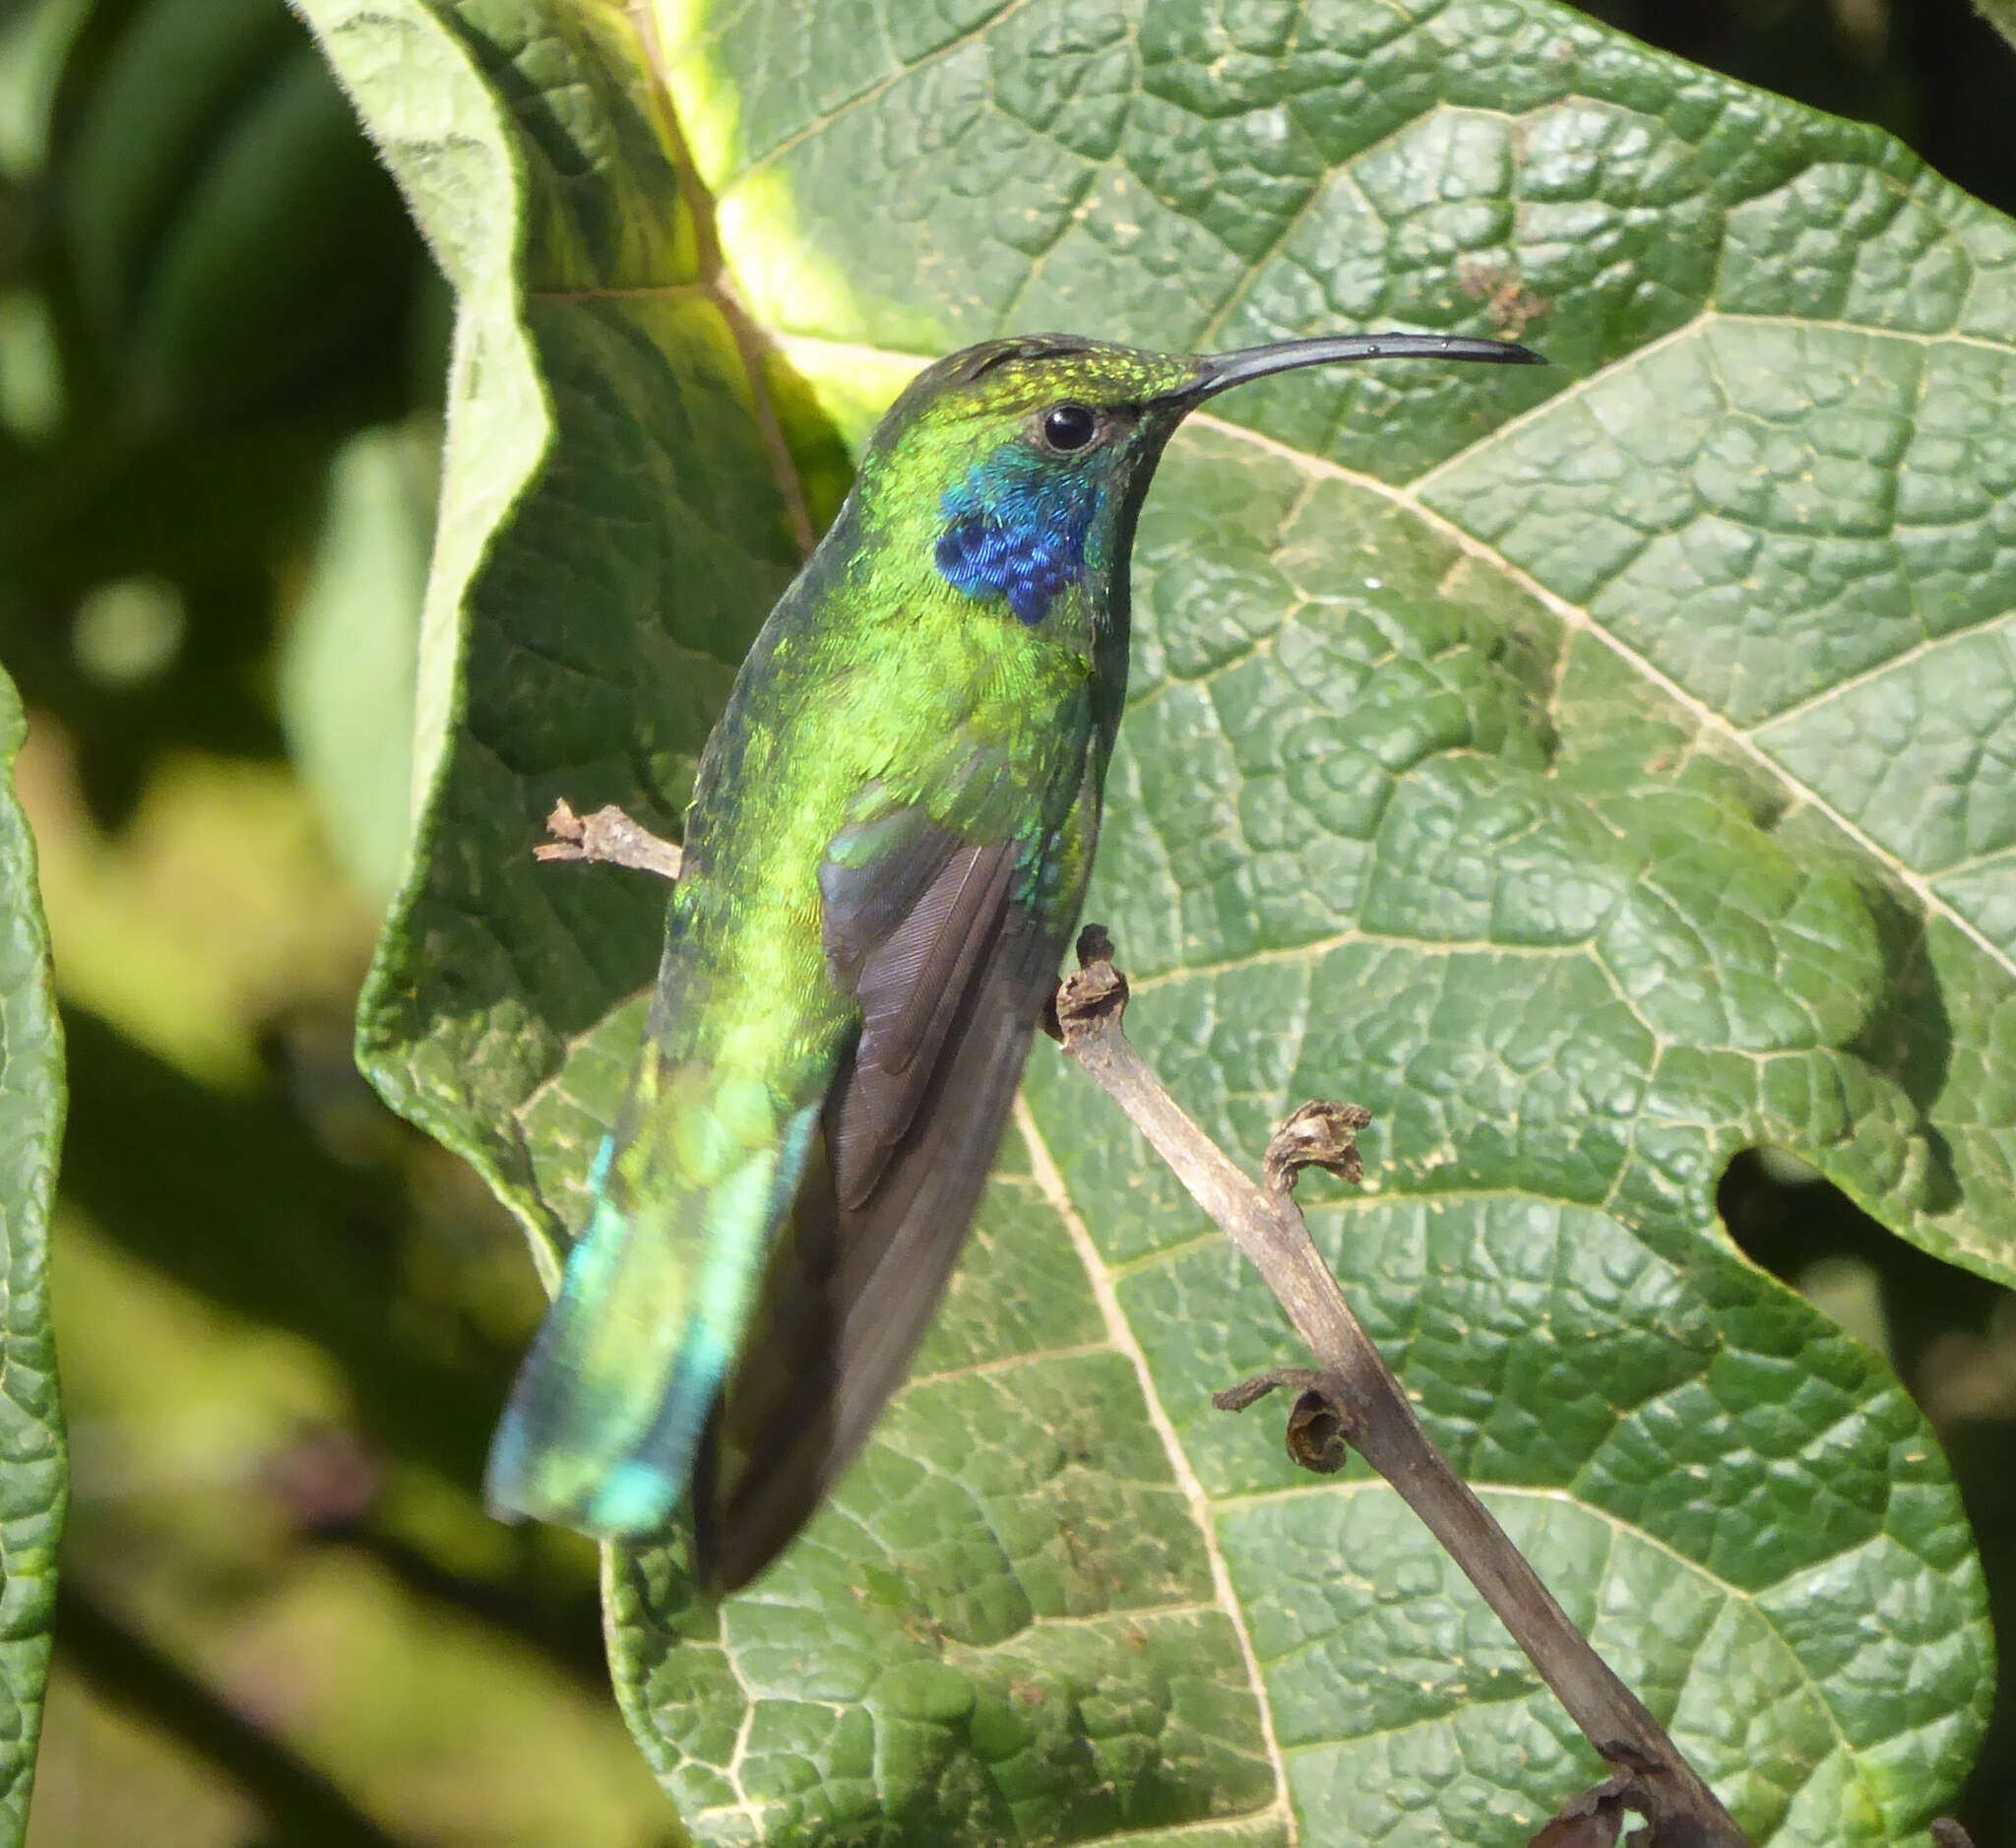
[935,453,1099,626]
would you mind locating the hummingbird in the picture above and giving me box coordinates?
[485,329,1544,1591]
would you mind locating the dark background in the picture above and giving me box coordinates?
[0,0,2010,1841]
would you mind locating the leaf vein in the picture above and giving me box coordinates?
[1015,1096,1299,1848]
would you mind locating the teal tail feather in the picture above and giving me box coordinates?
[484,1176,728,1534]
[485,1085,822,1537]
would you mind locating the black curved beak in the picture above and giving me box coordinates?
[1185,330,1545,400]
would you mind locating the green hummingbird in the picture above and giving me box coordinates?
[486,329,1544,1590]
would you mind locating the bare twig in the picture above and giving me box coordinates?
[1050,923,1749,1848]
[535,798,682,879]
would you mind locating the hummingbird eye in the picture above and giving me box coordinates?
[1040,404,1100,454]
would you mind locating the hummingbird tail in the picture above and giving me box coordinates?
[484,1088,823,1538]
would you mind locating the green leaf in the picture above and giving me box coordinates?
[279,419,437,907]
[0,667,68,1843]
[303,0,802,1270]
[300,0,2011,1839]
[1976,2,2016,58]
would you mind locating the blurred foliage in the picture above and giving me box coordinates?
[0,0,678,1832]
[0,0,443,829]
[0,0,2010,1839]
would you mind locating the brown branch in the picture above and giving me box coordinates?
[534,798,682,878]
[1049,923,1749,1848]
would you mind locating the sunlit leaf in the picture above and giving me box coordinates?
[302,0,2011,1838]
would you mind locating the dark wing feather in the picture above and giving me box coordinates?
[828,839,1018,1208]
[692,814,1066,1591]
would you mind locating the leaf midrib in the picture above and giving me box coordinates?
[1015,1096,1300,1848]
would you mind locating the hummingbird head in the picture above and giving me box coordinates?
[859,330,1543,631]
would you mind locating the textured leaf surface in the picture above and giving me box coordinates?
[305,0,802,1273]
[304,0,2011,1840]
[0,669,67,1843]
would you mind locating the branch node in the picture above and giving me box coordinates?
[1212,1368,1357,1474]
[1283,1379,1357,1474]
[1534,1745,1726,1848]
[1050,922,1128,1043]
[1264,1099,1372,1195]
[1526,1774,1631,1848]
[534,799,683,880]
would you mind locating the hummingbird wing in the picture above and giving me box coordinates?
[488,760,1092,1579]
[691,791,1086,1591]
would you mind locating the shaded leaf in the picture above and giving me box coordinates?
[0,0,427,829]
[1976,3,2016,58]
[306,0,801,1268]
[0,668,67,1842]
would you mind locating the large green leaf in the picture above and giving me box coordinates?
[299,0,2012,1839]
[0,668,67,1843]
[305,0,800,1279]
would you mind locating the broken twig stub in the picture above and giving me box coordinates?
[534,798,683,880]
